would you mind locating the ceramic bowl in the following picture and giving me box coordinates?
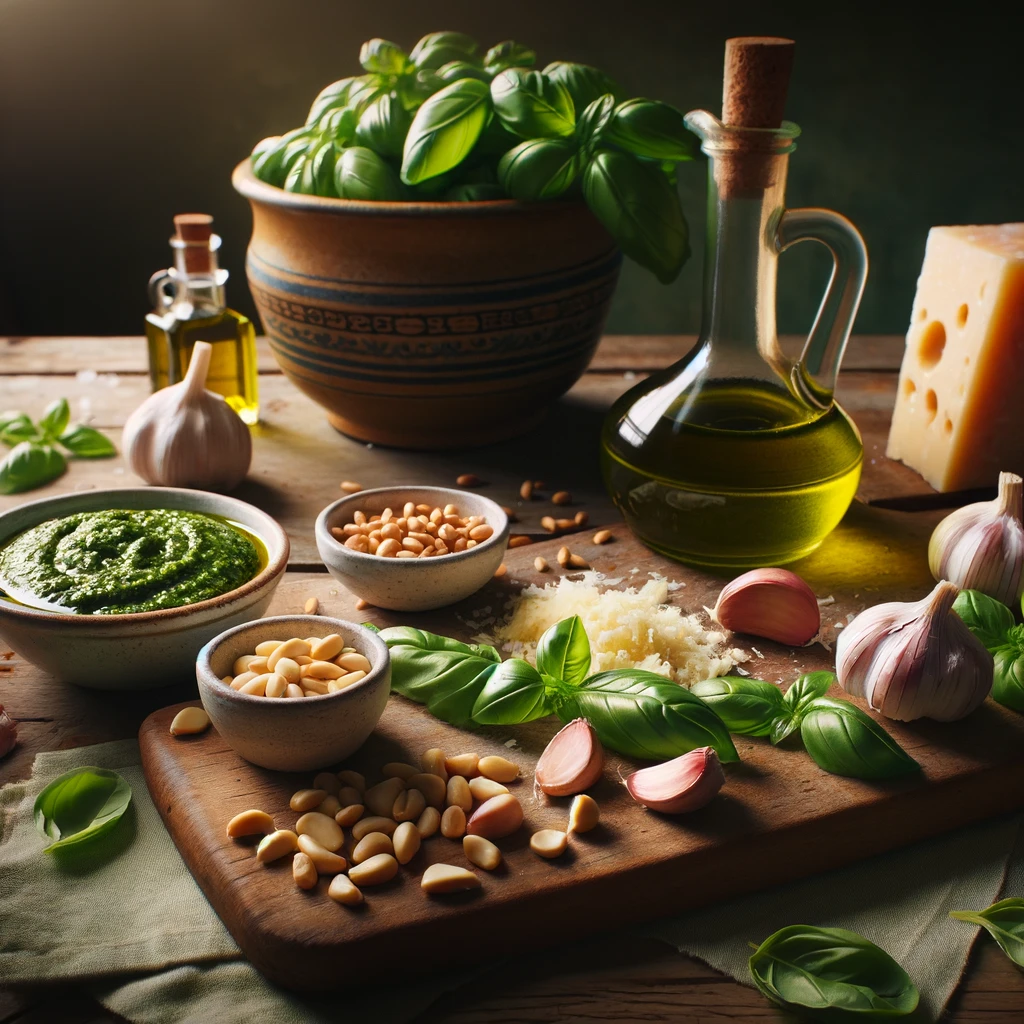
[315,485,509,612]
[232,160,621,450]
[196,615,390,771]
[0,488,289,689]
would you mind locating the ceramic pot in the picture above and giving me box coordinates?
[232,161,621,450]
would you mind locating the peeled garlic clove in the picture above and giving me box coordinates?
[123,341,252,492]
[625,747,725,814]
[713,568,820,646]
[535,718,604,796]
[929,471,1024,607]
[837,579,993,722]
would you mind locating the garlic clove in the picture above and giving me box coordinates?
[534,718,604,796]
[713,568,820,646]
[465,793,524,839]
[625,747,725,814]
[928,471,1024,607]
[123,341,252,492]
[837,580,993,722]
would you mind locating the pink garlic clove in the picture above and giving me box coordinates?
[713,568,820,647]
[465,793,524,839]
[535,718,604,796]
[625,747,725,814]
[0,704,17,759]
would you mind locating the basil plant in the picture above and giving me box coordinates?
[249,32,698,282]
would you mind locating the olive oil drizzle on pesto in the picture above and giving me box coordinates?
[0,509,261,614]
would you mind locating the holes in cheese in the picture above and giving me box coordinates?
[924,389,938,422]
[918,320,947,369]
[903,378,917,398]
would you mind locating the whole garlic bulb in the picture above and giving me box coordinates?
[929,472,1024,607]
[836,580,993,722]
[123,342,252,491]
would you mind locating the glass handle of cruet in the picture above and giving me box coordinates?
[776,208,868,409]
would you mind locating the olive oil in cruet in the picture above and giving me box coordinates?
[145,214,258,424]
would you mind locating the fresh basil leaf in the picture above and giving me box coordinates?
[334,146,405,201]
[307,76,360,125]
[484,40,536,75]
[401,78,492,185]
[582,148,689,284]
[359,38,409,75]
[472,658,552,724]
[690,677,785,737]
[410,32,478,66]
[434,60,492,85]
[783,671,835,718]
[749,925,919,1019]
[57,425,116,458]
[535,615,591,686]
[993,637,1024,713]
[951,899,1024,967]
[445,183,507,201]
[491,69,575,140]
[605,98,699,163]
[575,94,616,156]
[953,589,1016,651]
[557,669,739,763]
[769,712,801,746]
[355,94,412,159]
[800,697,920,780]
[543,61,623,113]
[474,115,521,157]
[379,626,500,661]
[317,106,358,145]
[498,138,580,200]
[0,442,66,494]
[34,766,133,853]
[38,398,70,439]
[0,412,39,445]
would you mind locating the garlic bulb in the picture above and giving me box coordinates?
[836,580,993,722]
[929,472,1024,607]
[123,342,251,491]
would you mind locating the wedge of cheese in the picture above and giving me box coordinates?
[887,224,1024,492]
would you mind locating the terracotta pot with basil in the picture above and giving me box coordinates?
[233,32,694,450]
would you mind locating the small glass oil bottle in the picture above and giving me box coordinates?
[145,213,258,423]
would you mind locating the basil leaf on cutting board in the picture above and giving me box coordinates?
[535,614,591,687]
[690,676,786,737]
[953,589,1024,713]
[950,899,1024,966]
[748,925,919,1019]
[769,670,836,745]
[471,657,552,725]
[34,767,133,853]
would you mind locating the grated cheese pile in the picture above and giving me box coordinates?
[487,572,747,687]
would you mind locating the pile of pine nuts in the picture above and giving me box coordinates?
[226,746,602,905]
[332,502,494,559]
[220,634,372,698]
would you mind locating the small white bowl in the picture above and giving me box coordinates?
[0,487,289,689]
[196,614,391,772]
[314,485,509,612]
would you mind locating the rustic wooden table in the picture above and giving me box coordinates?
[0,334,1021,1023]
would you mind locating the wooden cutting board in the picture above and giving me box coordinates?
[139,502,1024,992]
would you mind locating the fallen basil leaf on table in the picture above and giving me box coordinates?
[769,670,836,745]
[58,425,117,458]
[690,676,786,737]
[37,397,70,439]
[0,441,66,494]
[34,766,132,853]
[800,697,920,780]
[950,898,1024,966]
[748,924,919,1019]
[0,412,40,444]
[471,657,552,725]
[535,614,591,687]
[953,589,1024,713]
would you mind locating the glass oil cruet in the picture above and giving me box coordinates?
[601,37,868,568]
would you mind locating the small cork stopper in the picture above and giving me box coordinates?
[173,213,214,273]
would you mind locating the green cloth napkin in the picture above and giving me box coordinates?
[1,741,1019,1023]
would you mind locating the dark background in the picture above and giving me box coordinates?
[0,0,1020,339]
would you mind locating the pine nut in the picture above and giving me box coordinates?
[466,794,523,839]
[569,553,590,569]
[329,670,366,690]
[318,795,342,817]
[393,821,422,865]
[408,773,446,808]
[541,516,558,533]
[292,851,318,889]
[441,805,466,838]
[478,756,520,783]
[444,753,479,778]
[352,831,394,863]
[311,634,344,661]
[301,677,329,695]
[335,804,365,827]
[382,761,419,781]
[340,481,363,493]
[381,522,402,542]
[240,675,270,696]
[416,806,441,838]
[297,834,347,874]
[233,654,256,675]
[304,596,320,615]
[446,776,473,812]
[272,659,299,684]
[256,829,298,863]
[519,480,533,500]
[228,669,257,688]
[574,511,589,527]
[328,873,363,905]
[313,772,340,795]
[552,491,571,505]
[530,829,568,859]
[380,507,393,523]
[345,534,369,552]
[421,863,481,893]
[557,546,571,567]
[226,809,274,838]
[469,524,493,541]
[393,787,426,822]
[267,638,311,670]
[351,816,397,841]
[285,683,304,698]
[295,811,344,852]
[337,770,366,793]
[568,794,601,834]
[355,598,371,610]
[336,652,372,673]
[456,473,481,487]
[377,538,401,557]
[265,672,288,698]
[421,748,448,781]
[468,777,508,802]
[592,529,613,545]
[364,777,405,817]
[508,535,532,547]
[493,564,507,578]
[534,556,549,572]
[254,640,284,657]
[337,786,362,806]
[463,835,502,871]
[169,706,210,736]
[348,853,398,886]
[303,660,344,679]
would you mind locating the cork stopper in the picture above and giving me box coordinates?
[717,37,795,198]
[173,213,214,273]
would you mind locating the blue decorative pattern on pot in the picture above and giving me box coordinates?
[233,161,621,449]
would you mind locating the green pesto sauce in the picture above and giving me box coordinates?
[0,509,262,614]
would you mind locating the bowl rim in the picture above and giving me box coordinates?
[0,487,290,626]
[196,614,390,706]
[315,485,509,568]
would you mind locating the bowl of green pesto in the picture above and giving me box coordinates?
[0,488,289,689]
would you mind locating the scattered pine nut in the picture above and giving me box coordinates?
[456,473,482,487]
[478,755,520,783]
[552,491,572,505]
[304,596,319,615]
[328,873,363,905]
[337,770,365,793]
[351,816,398,841]
[507,535,532,548]
[393,787,426,822]
[469,776,509,802]
[501,505,517,522]
[335,803,364,827]
[256,829,298,863]
[352,831,394,864]
[444,753,479,778]
[393,821,422,864]
[318,795,342,818]
[382,761,419,781]
[555,518,576,531]
[574,511,589,527]
[295,811,344,852]
[340,481,363,494]
[421,863,481,894]
[569,553,590,570]
[534,480,545,490]
[416,806,441,838]
[226,809,274,839]
[541,516,557,533]
[169,706,211,736]
[441,805,467,838]
[534,556,550,572]
[407,773,446,808]
[355,598,371,611]
[422,748,448,781]
[593,529,613,545]
[292,851,318,890]
[530,829,568,859]
[557,546,571,567]
[297,834,348,875]
[289,789,327,813]
[364,777,405,817]
[568,794,601,834]
[519,480,534,500]
[446,775,473,812]
[348,853,398,886]
[494,563,507,578]
[463,835,502,871]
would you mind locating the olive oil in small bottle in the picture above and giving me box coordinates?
[145,214,258,423]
